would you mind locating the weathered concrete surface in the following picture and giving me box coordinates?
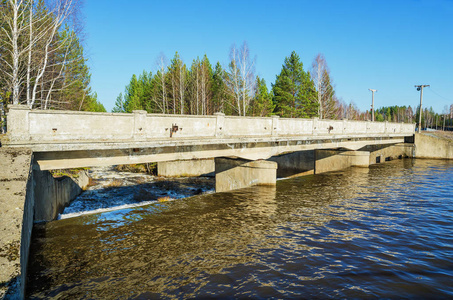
[29,136,408,171]
[33,169,89,222]
[6,106,415,144]
[0,148,33,299]
[4,106,415,170]
[268,150,315,178]
[215,158,277,192]
[314,150,370,174]
[363,143,414,164]
[414,133,453,159]
[0,149,90,299]
[157,159,215,177]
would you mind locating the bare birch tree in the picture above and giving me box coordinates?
[1,0,31,105]
[311,53,337,119]
[156,53,167,114]
[225,45,242,115]
[236,42,255,116]
[1,0,84,108]
[179,61,186,114]
[224,42,256,116]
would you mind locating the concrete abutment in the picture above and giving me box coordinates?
[0,148,89,299]
[215,158,277,192]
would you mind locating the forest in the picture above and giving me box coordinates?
[112,47,363,121]
[1,1,452,134]
[113,45,453,130]
[0,0,105,115]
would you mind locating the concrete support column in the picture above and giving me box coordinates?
[365,143,414,164]
[272,115,279,136]
[215,157,277,192]
[314,150,370,174]
[268,150,315,178]
[133,110,147,141]
[312,117,319,135]
[7,105,30,141]
[215,112,225,137]
[158,158,215,177]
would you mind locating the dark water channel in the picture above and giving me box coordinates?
[27,159,453,299]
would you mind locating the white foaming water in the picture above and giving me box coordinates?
[59,166,214,219]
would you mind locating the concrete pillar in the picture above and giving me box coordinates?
[314,150,370,174]
[215,157,277,192]
[271,115,279,136]
[312,117,319,135]
[133,110,147,141]
[215,112,225,137]
[268,150,315,178]
[360,143,414,164]
[157,158,215,177]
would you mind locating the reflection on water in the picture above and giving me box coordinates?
[27,159,453,298]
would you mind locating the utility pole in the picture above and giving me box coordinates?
[415,85,429,133]
[369,89,377,121]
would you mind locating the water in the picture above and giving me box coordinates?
[27,159,453,298]
[59,166,214,219]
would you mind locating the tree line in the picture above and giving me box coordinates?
[0,0,104,113]
[113,43,365,121]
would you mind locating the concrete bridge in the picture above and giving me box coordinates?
[4,105,415,170]
[1,105,417,298]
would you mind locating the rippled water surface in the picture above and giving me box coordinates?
[27,159,453,298]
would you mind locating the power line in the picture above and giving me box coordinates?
[428,88,452,102]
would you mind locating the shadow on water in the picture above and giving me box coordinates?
[26,159,453,299]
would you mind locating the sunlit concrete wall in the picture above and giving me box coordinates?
[158,159,215,177]
[314,150,370,174]
[6,105,416,144]
[215,158,277,192]
[414,133,453,159]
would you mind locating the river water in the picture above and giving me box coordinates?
[27,159,453,299]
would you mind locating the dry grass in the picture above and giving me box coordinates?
[430,131,453,140]
[105,179,123,188]
[157,196,171,202]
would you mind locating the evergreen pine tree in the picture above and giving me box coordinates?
[272,51,318,118]
[251,76,274,117]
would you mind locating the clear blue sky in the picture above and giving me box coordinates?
[84,0,453,114]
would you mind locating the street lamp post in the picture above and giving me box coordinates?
[369,89,377,121]
[415,85,430,133]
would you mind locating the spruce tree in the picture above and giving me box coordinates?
[251,76,274,117]
[272,51,318,118]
